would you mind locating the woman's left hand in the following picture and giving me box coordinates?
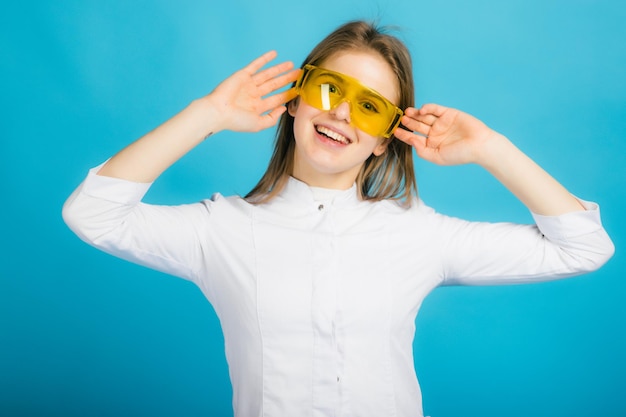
[395,103,585,215]
[394,103,499,166]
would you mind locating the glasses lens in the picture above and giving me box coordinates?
[297,66,402,138]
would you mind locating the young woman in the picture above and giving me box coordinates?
[63,20,614,417]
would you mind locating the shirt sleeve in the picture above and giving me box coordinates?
[62,164,216,283]
[437,199,615,286]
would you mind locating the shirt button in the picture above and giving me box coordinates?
[318,204,324,211]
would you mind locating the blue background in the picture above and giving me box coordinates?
[2,1,625,416]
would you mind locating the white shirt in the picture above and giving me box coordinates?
[63,165,614,417]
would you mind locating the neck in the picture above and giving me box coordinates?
[291,166,358,190]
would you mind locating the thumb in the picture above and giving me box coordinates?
[256,106,288,131]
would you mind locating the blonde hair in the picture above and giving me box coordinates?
[246,20,417,206]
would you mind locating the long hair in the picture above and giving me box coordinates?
[246,20,417,206]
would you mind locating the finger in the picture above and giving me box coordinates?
[254,61,296,86]
[259,87,298,113]
[419,103,449,117]
[257,68,301,97]
[256,106,288,130]
[398,117,445,150]
[403,107,420,118]
[244,50,279,74]
[394,129,441,163]
[401,115,431,137]
[405,107,437,126]
[417,114,437,126]
[394,126,425,149]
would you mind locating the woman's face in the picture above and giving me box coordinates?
[289,50,400,190]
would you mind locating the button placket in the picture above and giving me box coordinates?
[311,204,340,416]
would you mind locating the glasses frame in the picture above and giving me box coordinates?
[294,64,404,139]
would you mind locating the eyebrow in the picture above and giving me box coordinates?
[320,70,377,94]
[359,90,387,104]
[319,68,394,105]
[318,71,345,84]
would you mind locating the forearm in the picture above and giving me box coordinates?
[97,97,220,183]
[478,133,585,216]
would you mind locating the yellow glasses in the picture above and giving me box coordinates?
[294,64,403,139]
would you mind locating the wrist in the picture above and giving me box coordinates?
[189,95,226,138]
[474,131,514,169]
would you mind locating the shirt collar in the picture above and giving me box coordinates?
[280,176,361,208]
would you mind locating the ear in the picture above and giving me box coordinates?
[287,97,300,117]
[373,140,389,157]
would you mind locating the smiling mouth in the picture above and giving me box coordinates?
[316,125,352,145]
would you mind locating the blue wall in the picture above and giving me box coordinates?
[2,1,625,416]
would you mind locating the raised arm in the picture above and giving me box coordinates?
[98,51,300,183]
[394,104,584,216]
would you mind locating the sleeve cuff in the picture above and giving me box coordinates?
[79,161,153,205]
[531,198,603,241]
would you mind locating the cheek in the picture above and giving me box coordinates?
[290,100,318,121]
[291,103,320,140]
[291,110,308,143]
[355,130,386,155]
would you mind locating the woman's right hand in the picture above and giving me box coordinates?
[204,50,300,134]
[97,51,299,183]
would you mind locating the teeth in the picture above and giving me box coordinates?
[317,126,350,144]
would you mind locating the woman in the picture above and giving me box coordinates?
[63,20,614,417]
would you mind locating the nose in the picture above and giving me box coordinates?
[329,100,351,123]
